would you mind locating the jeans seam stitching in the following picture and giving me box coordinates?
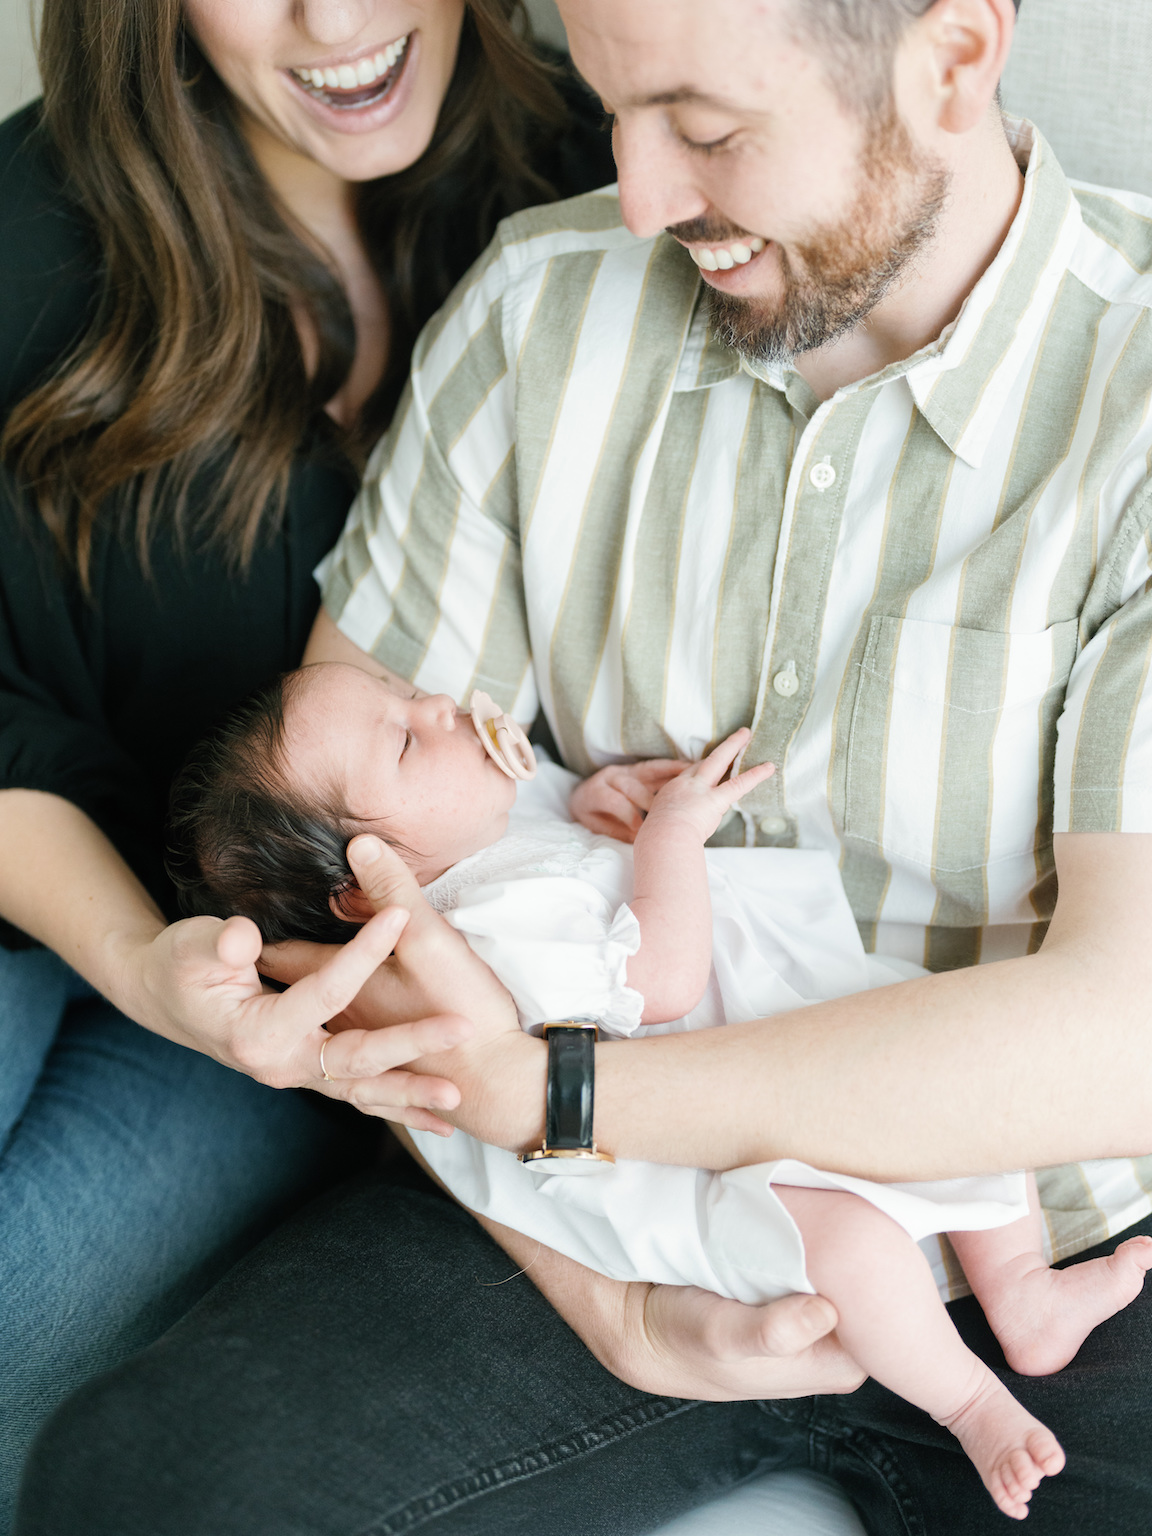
[356,1398,703,1534]
[808,1418,927,1536]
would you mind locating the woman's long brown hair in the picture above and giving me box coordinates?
[2,0,566,580]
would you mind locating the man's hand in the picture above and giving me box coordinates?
[570,759,689,841]
[625,1283,864,1401]
[472,1208,865,1402]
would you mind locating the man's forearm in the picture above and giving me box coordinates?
[395,1127,861,1401]
[303,607,417,689]
[391,1125,635,1376]
[480,835,1152,1181]
[592,946,1149,1178]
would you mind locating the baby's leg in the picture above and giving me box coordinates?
[777,1186,1064,1521]
[949,1172,1152,1376]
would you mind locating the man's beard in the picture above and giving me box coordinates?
[671,109,951,368]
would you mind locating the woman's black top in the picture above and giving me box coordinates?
[0,92,613,949]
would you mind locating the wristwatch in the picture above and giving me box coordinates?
[519,1020,615,1175]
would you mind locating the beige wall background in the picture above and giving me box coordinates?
[3,2,1150,194]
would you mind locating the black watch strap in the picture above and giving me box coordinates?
[519,1020,614,1172]
[545,1024,596,1149]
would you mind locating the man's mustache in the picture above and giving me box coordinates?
[665,215,763,245]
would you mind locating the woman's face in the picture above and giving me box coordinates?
[183,0,467,184]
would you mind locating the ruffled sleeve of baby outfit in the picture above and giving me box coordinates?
[444,874,645,1036]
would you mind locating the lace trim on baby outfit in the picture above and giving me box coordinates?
[420,817,602,914]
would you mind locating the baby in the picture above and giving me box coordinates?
[169,662,1152,1522]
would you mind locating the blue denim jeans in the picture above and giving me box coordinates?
[0,946,370,1535]
[16,1175,1152,1535]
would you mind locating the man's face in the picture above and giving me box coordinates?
[559,0,950,366]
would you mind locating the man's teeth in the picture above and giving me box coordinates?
[689,236,767,272]
[293,35,408,93]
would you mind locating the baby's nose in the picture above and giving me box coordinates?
[423,693,460,727]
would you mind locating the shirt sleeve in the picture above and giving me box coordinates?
[1054,482,1152,832]
[318,239,538,721]
[0,484,158,945]
[443,875,645,1036]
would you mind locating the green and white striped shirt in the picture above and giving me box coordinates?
[321,121,1152,1270]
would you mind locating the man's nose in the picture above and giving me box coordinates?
[613,117,710,239]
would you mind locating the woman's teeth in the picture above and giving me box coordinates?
[689,236,767,272]
[293,35,408,94]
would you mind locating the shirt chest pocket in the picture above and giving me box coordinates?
[843,615,1079,872]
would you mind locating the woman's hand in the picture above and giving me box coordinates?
[122,901,475,1134]
[622,1282,865,1401]
[258,835,526,1133]
[570,759,689,842]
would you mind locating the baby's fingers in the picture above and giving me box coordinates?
[586,784,645,835]
[631,759,691,788]
[716,758,776,806]
[691,728,753,786]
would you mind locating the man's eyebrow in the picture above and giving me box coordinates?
[620,86,745,110]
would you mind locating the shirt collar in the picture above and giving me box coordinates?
[672,120,1083,470]
[903,121,1081,468]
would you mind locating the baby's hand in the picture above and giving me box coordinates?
[570,758,690,843]
[641,730,775,844]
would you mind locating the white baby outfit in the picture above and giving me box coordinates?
[410,761,1028,1303]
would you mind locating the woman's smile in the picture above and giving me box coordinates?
[290,33,409,100]
[185,1,465,181]
[284,30,417,132]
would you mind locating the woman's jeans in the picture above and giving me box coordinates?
[0,946,369,1534]
[16,1173,1152,1536]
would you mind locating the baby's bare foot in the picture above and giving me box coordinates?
[982,1236,1152,1376]
[941,1374,1065,1521]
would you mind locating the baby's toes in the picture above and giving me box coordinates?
[1004,1446,1042,1499]
[1116,1235,1152,1271]
[1027,1428,1066,1477]
[989,1471,1030,1523]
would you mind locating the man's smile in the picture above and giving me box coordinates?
[682,233,767,271]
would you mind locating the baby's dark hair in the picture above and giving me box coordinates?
[167,668,391,945]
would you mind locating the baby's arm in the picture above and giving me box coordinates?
[626,729,774,1023]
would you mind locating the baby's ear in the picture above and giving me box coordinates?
[328,882,375,925]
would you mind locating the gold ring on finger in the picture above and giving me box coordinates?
[319,1033,335,1083]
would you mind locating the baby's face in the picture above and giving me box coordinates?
[283,664,518,882]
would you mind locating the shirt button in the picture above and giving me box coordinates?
[809,457,836,491]
[773,661,799,697]
[758,815,788,836]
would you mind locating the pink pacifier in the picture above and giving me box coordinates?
[469,690,537,780]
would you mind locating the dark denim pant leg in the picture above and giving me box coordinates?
[795,1212,1152,1536]
[17,1176,1152,1536]
[14,1179,802,1536]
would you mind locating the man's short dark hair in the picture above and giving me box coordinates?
[793,0,1020,113]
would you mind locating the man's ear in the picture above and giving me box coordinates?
[911,0,1016,136]
[328,882,375,925]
